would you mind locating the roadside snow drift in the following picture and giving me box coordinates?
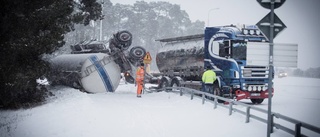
[1,77,319,137]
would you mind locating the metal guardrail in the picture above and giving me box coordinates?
[148,86,320,137]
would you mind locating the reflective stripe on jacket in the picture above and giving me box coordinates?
[135,67,144,82]
[202,70,216,84]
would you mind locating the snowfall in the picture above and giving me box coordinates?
[0,76,319,137]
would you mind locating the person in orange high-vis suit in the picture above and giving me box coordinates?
[135,63,145,97]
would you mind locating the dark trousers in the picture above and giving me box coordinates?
[204,84,214,93]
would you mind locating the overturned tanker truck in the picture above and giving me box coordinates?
[155,25,274,104]
[48,31,146,93]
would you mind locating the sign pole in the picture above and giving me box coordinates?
[143,52,152,94]
[267,0,275,136]
[256,0,286,135]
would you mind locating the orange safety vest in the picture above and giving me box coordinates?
[135,67,144,83]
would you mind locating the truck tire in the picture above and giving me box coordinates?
[158,77,170,89]
[170,78,182,92]
[213,83,225,103]
[250,99,264,104]
[129,46,146,60]
[116,30,132,43]
[114,30,132,49]
[170,78,181,87]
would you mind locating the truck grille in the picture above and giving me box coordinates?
[241,66,269,78]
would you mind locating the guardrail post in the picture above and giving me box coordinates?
[180,88,183,96]
[246,107,251,123]
[229,101,233,115]
[295,123,302,137]
[271,113,274,133]
[202,93,205,104]
[191,90,194,100]
[214,97,218,109]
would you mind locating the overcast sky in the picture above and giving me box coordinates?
[110,0,320,70]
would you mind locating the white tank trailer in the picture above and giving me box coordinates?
[48,31,146,93]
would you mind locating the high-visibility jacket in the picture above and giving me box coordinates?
[202,70,216,84]
[135,67,144,83]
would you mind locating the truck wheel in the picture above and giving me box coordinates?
[115,30,132,49]
[250,99,264,104]
[170,78,181,92]
[171,78,181,87]
[213,84,225,103]
[129,46,146,60]
[158,77,170,89]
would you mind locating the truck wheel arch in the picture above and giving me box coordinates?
[215,77,221,88]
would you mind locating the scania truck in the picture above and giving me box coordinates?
[155,24,273,104]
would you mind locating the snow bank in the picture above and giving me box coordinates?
[1,77,318,137]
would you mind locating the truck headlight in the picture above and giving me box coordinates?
[243,29,248,35]
[263,85,268,91]
[253,86,257,91]
[256,30,261,35]
[258,86,262,91]
[250,30,255,35]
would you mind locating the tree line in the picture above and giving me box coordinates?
[0,0,103,109]
[291,67,320,78]
[60,0,205,70]
[0,0,205,109]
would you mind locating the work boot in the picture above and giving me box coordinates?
[137,95,141,98]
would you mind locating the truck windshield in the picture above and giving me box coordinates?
[231,41,247,60]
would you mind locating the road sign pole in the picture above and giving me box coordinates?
[256,0,286,135]
[267,0,275,137]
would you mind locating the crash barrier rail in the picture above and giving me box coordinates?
[149,87,320,137]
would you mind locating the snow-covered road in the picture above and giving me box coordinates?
[1,77,319,137]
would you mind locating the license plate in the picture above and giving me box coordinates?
[251,93,261,96]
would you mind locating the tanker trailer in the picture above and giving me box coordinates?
[48,30,146,93]
[155,34,205,90]
[49,53,121,93]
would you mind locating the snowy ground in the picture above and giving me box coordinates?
[0,77,319,137]
[257,77,320,126]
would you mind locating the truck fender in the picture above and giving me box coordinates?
[214,77,221,88]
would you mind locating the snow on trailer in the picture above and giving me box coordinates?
[156,34,205,82]
[48,30,147,93]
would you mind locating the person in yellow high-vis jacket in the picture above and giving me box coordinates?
[135,63,145,98]
[202,65,216,94]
